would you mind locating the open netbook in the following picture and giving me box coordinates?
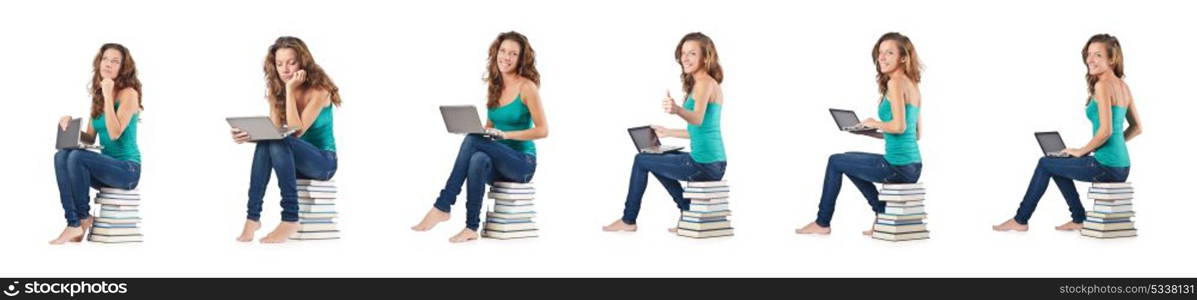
[627,126,683,154]
[56,118,102,150]
[226,116,296,141]
[829,108,878,133]
[1035,131,1072,158]
[439,105,505,139]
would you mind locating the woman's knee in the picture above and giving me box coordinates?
[468,152,492,172]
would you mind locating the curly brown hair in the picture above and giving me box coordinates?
[1082,34,1124,101]
[674,32,723,95]
[872,32,922,97]
[263,36,342,115]
[89,43,142,118]
[484,31,540,108]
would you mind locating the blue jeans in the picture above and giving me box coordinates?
[1013,156,1129,225]
[814,152,921,227]
[621,152,726,224]
[246,136,337,222]
[433,134,537,230]
[53,149,141,227]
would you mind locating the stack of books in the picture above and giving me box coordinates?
[482,182,538,240]
[676,181,734,238]
[1081,182,1137,239]
[873,183,929,241]
[290,179,340,240]
[89,188,143,243]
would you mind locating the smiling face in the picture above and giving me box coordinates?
[679,40,704,75]
[496,39,521,74]
[1085,42,1112,76]
[274,47,300,81]
[99,48,122,80]
[875,39,903,75]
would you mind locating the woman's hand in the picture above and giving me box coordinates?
[860,118,883,129]
[662,90,680,115]
[100,78,115,101]
[286,70,306,91]
[484,128,506,140]
[231,128,251,144]
[650,125,671,138]
[1062,148,1087,157]
[59,115,72,130]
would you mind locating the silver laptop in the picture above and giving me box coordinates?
[1035,131,1072,158]
[226,116,296,141]
[628,126,683,154]
[56,118,102,150]
[439,105,488,135]
[829,108,877,133]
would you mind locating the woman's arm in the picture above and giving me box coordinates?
[290,89,332,137]
[1067,82,1114,156]
[864,80,908,134]
[498,82,549,141]
[102,87,140,141]
[1123,90,1142,142]
[669,81,713,126]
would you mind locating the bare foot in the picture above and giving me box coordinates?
[449,228,479,243]
[1055,221,1083,231]
[75,216,94,242]
[667,227,678,233]
[49,226,85,245]
[862,229,873,236]
[992,218,1029,232]
[601,219,637,232]
[411,207,450,232]
[796,221,831,235]
[260,221,299,243]
[236,220,261,242]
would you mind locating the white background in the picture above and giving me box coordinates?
[1,0,1193,277]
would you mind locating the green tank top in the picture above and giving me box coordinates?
[93,101,140,163]
[1086,98,1129,167]
[684,96,726,163]
[879,97,920,165]
[488,94,536,156]
[299,105,336,152]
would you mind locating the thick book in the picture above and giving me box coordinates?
[879,194,925,202]
[685,181,728,188]
[873,223,928,233]
[98,188,138,195]
[492,182,534,189]
[492,204,536,214]
[683,192,730,199]
[91,226,140,236]
[95,198,139,206]
[490,187,536,194]
[484,222,538,232]
[1088,193,1133,200]
[676,228,734,238]
[872,231,929,241]
[486,211,536,220]
[296,179,336,187]
[1081,228,1137,238]
[1091,182,1133,189]
[290,230,341,240]
[488,192,534,200]
[1083,221,1135,231]
[297,191,337,199]
[884,205,924,215]
[688,203,729,213]
[88,234,143,243]
[1093,204,1133,213]
[482,229,538,239]
[681,210,731,218]
[677,220,732,231]
[880,183,924,190]
[877,213,928,221]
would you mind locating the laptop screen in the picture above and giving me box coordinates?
[628,126,660,151]
[829,109,860,129]
[1035,132,1066,155]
